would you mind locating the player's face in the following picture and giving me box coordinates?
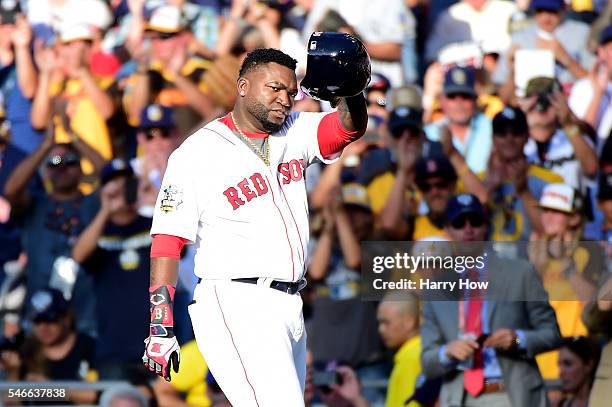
[243,62,298,133]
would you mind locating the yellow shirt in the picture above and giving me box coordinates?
[386,336,422,407]
[536,246,594,379]
[51,78,114,166]
[171,340,210,407]
[368,171,396,215]
[478,94,504,119]
[413,215,447,241]
[123,58,211,126]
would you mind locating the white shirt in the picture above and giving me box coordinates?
[426,0,519,61]
[569,77,612,144]
[523,129,593,191]
[150,112,335,282]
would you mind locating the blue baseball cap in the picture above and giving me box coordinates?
[139,104,175,129]
[443,66,476,97]
[530,0,564,11]
[600,25,612,46]
[30,288,69,322]
[445,193,484,224]
[100,158,134,185]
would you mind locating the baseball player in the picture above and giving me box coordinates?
[142,44,369,406]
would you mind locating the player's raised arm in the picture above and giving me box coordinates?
[300,32,370,160]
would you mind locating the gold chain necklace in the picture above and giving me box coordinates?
[230,112,270,166]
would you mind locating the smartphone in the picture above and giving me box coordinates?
[312,370,341,392]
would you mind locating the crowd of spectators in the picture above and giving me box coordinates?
[0,0,611,406]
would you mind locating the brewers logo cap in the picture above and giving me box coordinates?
[443,66,476,97]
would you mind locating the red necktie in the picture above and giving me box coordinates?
[463,271,484,397]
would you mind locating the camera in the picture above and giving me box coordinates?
[531,79,561,112]
[0,331,24,352]
[312,369,343,393]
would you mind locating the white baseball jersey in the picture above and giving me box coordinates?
[150,112,337,282]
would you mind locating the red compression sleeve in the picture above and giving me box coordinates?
[317,111,365,160]
[150,234,188,259]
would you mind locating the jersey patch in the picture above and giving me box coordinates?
[159,185,183,213]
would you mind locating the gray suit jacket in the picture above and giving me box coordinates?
[420,255,561,407]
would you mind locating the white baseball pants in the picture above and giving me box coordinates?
[189,279,307,406]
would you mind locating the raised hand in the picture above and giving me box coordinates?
[11,14,32,49]
[33,40,59,74]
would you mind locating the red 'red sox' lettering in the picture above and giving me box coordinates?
[278,159,306,184]
[223,173,269,210]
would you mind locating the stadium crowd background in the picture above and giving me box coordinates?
[0,0,611,406]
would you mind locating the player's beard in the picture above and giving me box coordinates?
[248,100,285,133]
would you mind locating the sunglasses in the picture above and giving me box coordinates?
[493,130,526,139]
[446,93,474,101]
[419,180,450,192]
[144,128,172,140]
[47,154,80,169]
[451,213,484,229]
[150,31,179,41]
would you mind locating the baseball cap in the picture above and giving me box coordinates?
[100,158,134,186]
[30,288,69,322]
[600,25,612,46]
[367,73,391,94]
[146,5,186,33]
[139,104,175,130]
[597,172,612,200]
[415,156,457,189]
[59,23,96,43]
[538,183,583,214]
[443,66,476,97]
[445,193,485,225]
[389,85,423,111]
[530,0,564,11]
[0,0,20,25]
[342,182,372,212]
[524,76,560,98]
[59,0,113,32]
[492,106,528,135]
[388,106,423,132]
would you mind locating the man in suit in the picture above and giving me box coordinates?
[420,193,562,407]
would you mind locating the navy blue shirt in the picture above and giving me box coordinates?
[18,192,99,335]
[84,216,152,365]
